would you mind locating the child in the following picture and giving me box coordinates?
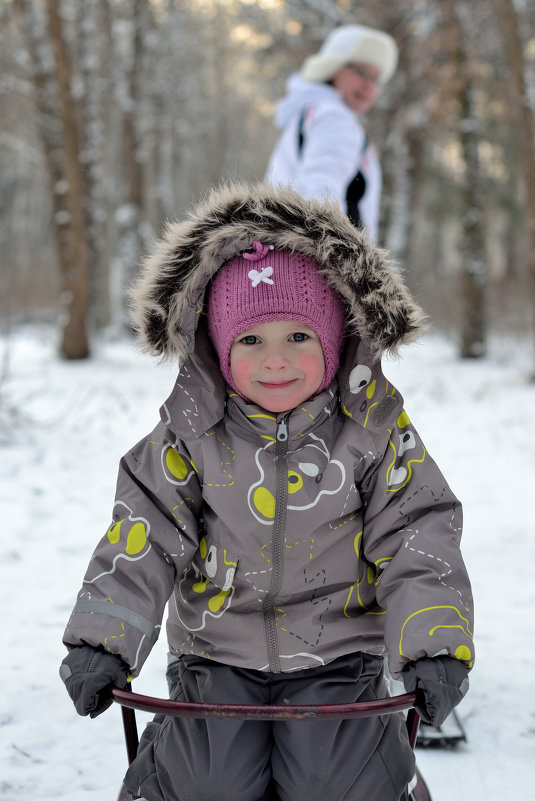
[60,183,474,801]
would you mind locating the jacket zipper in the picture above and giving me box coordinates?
[436,658,448,684]
[87,650,103,672]
[262,413,289,672]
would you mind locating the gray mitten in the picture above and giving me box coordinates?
[402,656,469,727]
[59,644,129,718]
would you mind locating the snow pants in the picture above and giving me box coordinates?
[124,652,415,801]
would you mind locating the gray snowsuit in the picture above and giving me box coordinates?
[63,183,474,801]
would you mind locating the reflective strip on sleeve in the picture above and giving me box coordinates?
[72,599,159,644]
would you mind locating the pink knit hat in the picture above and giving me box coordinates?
[207,242,345,395]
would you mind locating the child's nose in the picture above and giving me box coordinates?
[262,346,289,369]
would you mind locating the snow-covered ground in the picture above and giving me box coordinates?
[1,325,534,800]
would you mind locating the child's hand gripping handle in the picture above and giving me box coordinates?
[59,644,129,718]
[402,655,469,727]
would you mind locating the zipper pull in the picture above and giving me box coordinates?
[276,415,289,442]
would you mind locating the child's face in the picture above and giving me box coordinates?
[230,320,325,413]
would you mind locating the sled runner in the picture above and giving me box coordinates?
[417,709,467,748]
[112,687,433,801]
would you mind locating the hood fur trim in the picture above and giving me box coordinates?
[129,182,427,361]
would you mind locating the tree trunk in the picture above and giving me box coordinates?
[458,86,487,358]
[79,0,111,330]
[14,0,70,288]
[444,0,487,358]
[46,0,91,359]
[116,0,151,325]
[496,0,535,374]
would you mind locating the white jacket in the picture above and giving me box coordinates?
[265,75,382,241]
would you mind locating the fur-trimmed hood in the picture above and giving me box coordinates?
[129,182,426,363]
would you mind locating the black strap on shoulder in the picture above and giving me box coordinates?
[297,107,307,156]
[345,172,366,228]
[345,133,368,228]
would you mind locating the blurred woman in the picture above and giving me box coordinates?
[265,24,398,241]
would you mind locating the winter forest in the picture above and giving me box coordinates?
[2,0,535,361]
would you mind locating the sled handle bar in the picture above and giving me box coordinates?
[112,687,418,721]
[111,687,421,765]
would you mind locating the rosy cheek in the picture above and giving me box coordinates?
[230,358,254,383]
[297,354,325,382]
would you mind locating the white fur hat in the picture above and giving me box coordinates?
[301,24,398,85]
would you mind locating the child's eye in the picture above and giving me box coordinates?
[240,334,259,345]
[290,332,309,342]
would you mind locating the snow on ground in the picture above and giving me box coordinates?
[1,325,534,800]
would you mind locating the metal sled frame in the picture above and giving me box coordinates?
[112,687,432,801]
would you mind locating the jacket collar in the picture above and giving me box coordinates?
[226,385,339,443]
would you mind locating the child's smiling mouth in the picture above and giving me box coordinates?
[258,379,298,390]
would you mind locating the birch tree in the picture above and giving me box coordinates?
[495,0,535,371]
[442,0,487,357]
[79,0,113,328]
[115,0,153,314]
[13,0,71,301]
